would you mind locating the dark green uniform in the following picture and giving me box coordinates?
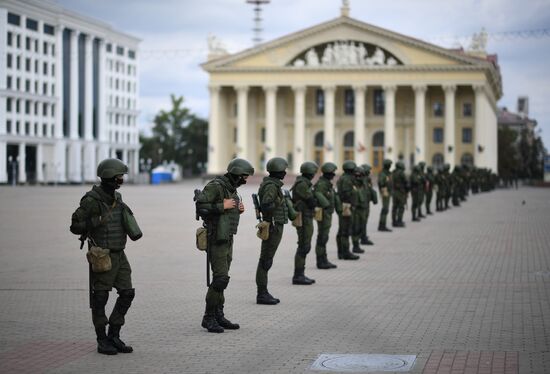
[351,168,367,253]
[70,158,138,355]
[391,162,407,227]
[451,166,462,206]
[409,165,422,221]
[313,162,338,269]
[425,167,435,214]
[417,162,426,218]
[360,164,377,245]
[336,161,360,260]
[378,159,393,232]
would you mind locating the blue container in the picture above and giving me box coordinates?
[151,172,172,185]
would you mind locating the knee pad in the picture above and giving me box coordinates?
[119,288,135,302]
[260,258,273,272]
[381,207,389,215]
[211,275,230,292]
[92,290,109,311]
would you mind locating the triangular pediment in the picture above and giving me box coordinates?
[202,16,488,71]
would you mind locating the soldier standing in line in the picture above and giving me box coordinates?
[391,161,407,227]
[443,163,452,210]
[417,161,427,219]
[351,167,367,254]
[291,161,319,285]
[409,164,422,222]
[360,164,377,246]
[195,158,254,333]
[451,165,462,207]
[377,159,393,232]
[425,166,435,215]
[70,158,142,355]
[336,160,361,260]
[313,162,338,269]
[255,157,291,305]
[435,166,445,211]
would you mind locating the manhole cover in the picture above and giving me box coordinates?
[311,354,416,372]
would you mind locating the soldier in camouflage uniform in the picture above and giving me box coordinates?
[417,161,427,218]
[351,167,367,254]
[360,164,377,245]
[409,165,422,222]
[291,161,319,285]
[451,165,462,207]
[70,158,141,355]
[336,160,361,260]
[435,166,445,211]
[443,163,452,209]
[313,162,338,269]
[424,166,435,214]
[256,157,290,305]
[391,161,407,227]
[378,159,393,232]
[195,158,254,333]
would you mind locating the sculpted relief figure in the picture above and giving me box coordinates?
[366,47,385,65]
[294,42,399,67]
[305,48,320,66]
[322,44,335,65]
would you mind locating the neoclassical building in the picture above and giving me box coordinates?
[202,5,501,175]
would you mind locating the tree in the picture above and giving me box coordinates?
[139,95,208,176]
[497,127,519,179]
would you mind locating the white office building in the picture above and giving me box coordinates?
[0,0,140,184]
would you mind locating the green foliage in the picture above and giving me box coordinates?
[497,127,519,178]
[139,95,208,176]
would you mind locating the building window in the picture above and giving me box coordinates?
[7,53,12,68]
[34,60,38,73]
[7,12,21,26]
[51,44,55,56]
[7,31,12,46]
[128,50,136,59]
[26,18,38,31]
[25,122,30,135]
[43,41,48,55]
[26,37,31,50]
[432,153,444,168]
[43,103,48,116]
[25,79,30,92]
[51,63,55,76]
[43,23,55,35]
[106,43,112,52]
[34,39,38,52]
[344,89,355,115]
[25,58,30,71]
[461,153,474,166]
[316,89,324,115]
[116,46,124,56]
[462,128,472,144]
[7,120,12,133]
[373,89,384,115]
[433,127,444,143]
[43,62,48,75]
[16,56,20,69]
[463,102,472,117]
[343,131,354,161]
[314,131,324,166]
[16,100,20,113]
[43,124,48,136]
[7,76,12,89]
[16,34,21,48]
[433,102,444,117]
[7,98,12,112]
[25,100,30,114]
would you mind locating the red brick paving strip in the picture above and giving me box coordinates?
[423,351,519,374]
[0,341,96,374]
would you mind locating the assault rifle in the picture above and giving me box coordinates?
[194,189,211,287]
[251,193,263,223]
[78,234,93,309]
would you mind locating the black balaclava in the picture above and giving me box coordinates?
[344,169,354,175]
[302,173,314,181]
[100,175,124,195]
[269,171,286,180]
[227,173,247,187]
[323,172,335,181]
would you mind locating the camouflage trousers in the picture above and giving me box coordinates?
[295,215,314,271]
[352,208,368,246]
[256,223,284,293]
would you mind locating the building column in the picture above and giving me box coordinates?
[383,85,397,162]
[207,85,222,174]
[54,25,66,183]
[83,34,96,182]
[97,39,109,162]
[323,85,336,163]
[18,143,26,184]
[292,85,306,174]
[444,84,456,168]
[132,148,139,178]
[413,84,427,163]
[68,30,81,183]
[264,85,278,164]
[236,85,249,161]
[36,143,44,183]
[353,85,366,164]
[474,84,486,168]
[0,141,6,183]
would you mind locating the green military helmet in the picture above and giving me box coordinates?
[395,161,405,170]
[342,160,357,172]
[427,166,433,172]
[97,158,128,179]
[413,164,420,172]
[300,161,319,175]
[354,166,365,175]
[444,163,451,171]
[383,159,393,169]
[266,157,288,173]
[321,162,337,174]
[361,164,372,173]
[227,158,255,176]
[418,161,426,170]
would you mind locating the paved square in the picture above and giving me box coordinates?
[0,183,549,373]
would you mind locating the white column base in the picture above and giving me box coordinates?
[54,141,67,183]
[83,142,97,182]
[36,143,44,183]
[18,143,26,184]
[0,141,7,183]
[68,141,83,183]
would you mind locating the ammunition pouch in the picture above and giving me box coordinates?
[196,227,208,251]
[256,221,270,241]
[314,207,323,222]
[87,246,112,273]
[122,205,142,241]
[292,211,303,227]
[342,203,352,217]
[381,187,389,198]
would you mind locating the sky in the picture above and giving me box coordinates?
[55,0,550,149]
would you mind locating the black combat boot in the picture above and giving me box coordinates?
[215,306,240,330]
[362,236,374,245]
[107,324,133,353]
[412,211,420,222]
[257,290,280,305]
[292,269,315,285]
[378,223,392,232]
[324,255,337,268]
[316,256,332,269]
[352,244,365,254]
[201,307,224,333]
[342,247,360,260]
[95,326,118,355]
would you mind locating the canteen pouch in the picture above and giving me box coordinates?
[256,221,270,241]
[314,207,323,222]
[196,227,208,251]
[285,198,298,221]
[292,211,303,228]
[122,205,143,241]
[342,203,352,217]
[86,246,112,273]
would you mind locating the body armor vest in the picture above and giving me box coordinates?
[87,191,127,251]
[259,179,288,225]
